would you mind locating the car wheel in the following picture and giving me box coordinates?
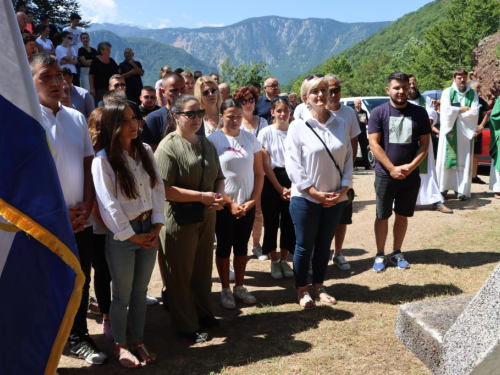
[367,146,376,169]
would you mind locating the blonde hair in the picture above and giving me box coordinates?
[194,76,222,111]
[87,108,103,153]
[302,76,329,98]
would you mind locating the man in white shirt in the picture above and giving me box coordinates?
[326,74,360,271]
[62,13,82,48]
[30,53,106,366]
[55,32,78,86]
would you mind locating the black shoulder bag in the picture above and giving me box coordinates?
[170,139,206,225]
[304,121,354,205]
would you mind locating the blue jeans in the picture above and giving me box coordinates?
[290,197,345,288]
[105,217,158,345]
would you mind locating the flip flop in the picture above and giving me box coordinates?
[298,291,315,309]
[115,348,141,369]
[315,287,337,305]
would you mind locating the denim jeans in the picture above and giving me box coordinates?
[289,197,345,288]
[105,217,158,345]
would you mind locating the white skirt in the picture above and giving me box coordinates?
[489,161,500,193]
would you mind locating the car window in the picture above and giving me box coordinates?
[346,101,355,109]
[363,98,390,112]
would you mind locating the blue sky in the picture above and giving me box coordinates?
[79,0,435,29]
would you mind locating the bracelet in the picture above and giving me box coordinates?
[201,191,204,201]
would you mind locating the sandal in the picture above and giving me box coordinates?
[132,343,157,365]
[298,291,315,309]
[114,347,141,369]
[315,287,337,305]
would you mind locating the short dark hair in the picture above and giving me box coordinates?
[29,53,59,76]
[40,14,50,21]
[37,24,49,34]
[70,13,81,21]
[174,68,184,74]
[453,68,468,78]
[210,72,219,77]
[60,31,71,39]
[387,72,409,87]
[408,74,416,80]
[103,90,127,105]
[141,86,155,93]
[23,33,36,45]
[252,82,261,89]
[220,98,242,115]
[162,72,184,84]
[62,67,73,77]
[97,41,112,52]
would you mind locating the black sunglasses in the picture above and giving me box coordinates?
[141,95,155,100]
[175,109,206,119]
[329,87,341,95]
[202,88,218,97]
[113,83,126,89]
[271,96,289,102]
[240,98,255,105]
[305,74,325,81]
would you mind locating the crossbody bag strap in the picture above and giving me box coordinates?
[198,137,205,191]
[304,121,343,179]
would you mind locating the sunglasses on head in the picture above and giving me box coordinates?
[202,88,218,97]
[240,98,255,105]
[175,109,206,119]
[113,83,126,89]
[271,96,289,102]
[305,74,325,81]
[329,87,341,95]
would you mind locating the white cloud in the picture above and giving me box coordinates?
[156,17,171,29]
[196,22,224,28]
[79,0,118,23]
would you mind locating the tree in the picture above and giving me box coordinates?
[219,57,271,92]
[12,0,90,30]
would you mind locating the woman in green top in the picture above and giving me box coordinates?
[154,95,225,343]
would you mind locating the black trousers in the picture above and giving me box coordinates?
[261,169,296,254]
[215,206,256,258]
[92,233,112,315]
[68,226,94,346]
[358,131,371,169]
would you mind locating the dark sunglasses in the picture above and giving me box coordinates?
[271,96,289,102]
[142,95,155,100]
[305,74,325,81]
[240,98,255,105]
[113,83,126,89]
[202,88,218,97]
[175,109,206,119]
[329,87,341,95]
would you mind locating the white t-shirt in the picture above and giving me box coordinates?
[62,26,82,47]
[331,104,361,140]
[258,125,287,168]
[56,45,78,74]
[40,104,94,209]
[36,37,53,53]
[208,129,262,205]
[293,103,310,120]
[240,117,268,137]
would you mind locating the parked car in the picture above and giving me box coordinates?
[341,96,390,168]
[478,109,492,166]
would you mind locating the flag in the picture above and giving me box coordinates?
[0,2,84,374]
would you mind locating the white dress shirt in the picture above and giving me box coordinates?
[285,111,353,203]
[92,144,165,241]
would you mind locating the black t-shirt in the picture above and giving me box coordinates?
[89,57,119,90]
[477,97,489,125]
[119,60,144,103]
[139,105,160,122]
[368,101,431,177]
[78,47,98,63]
[355,108,368,133]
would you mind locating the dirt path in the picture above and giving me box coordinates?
[58,167,500,375]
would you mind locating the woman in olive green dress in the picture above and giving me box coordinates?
[154,95,225,343]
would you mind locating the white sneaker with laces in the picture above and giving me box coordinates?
[252,244,269,260]
[271,261,283,279]
[233,286,256,304]
[70,340,107,365]
[221,288,236,309]
[146,295,159,306]
[229,265,235,281]
[280,260,294,278]
[332,254,351,271]
[308,260,313,276]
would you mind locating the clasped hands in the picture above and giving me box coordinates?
[390,164,412,180]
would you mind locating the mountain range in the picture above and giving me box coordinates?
[87,16,391,83]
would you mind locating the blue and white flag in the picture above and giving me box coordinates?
[0,2,84,374]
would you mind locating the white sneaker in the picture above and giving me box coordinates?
[70,339,107,365]
[229,264,235,281]
[252,244,269,260]
[221,288,236,309]
[146,295,159,306]
[308,260,313,276]
[280,260,294,278]
[233,286,256,304]
[271,261,283,279]
[332,254,351,271]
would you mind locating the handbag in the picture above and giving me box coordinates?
[305,121,354,206]
[170,139,206,225]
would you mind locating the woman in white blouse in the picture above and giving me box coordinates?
[285,75,353,309]
[92,100,165,369]
[35,25,55,54]
[194,76,223,136]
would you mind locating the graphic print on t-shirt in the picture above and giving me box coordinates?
[389,116,413,144]
[223,145,245,158]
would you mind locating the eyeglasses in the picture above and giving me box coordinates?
[202,88,218,97]
[113,83,126,89]
[175,110,206,119]
[329,87,341,95]
[240,98,255,105]
[271,96,289,102]
[265,84,279,88]
[305,74,325,81]
[142,95,155,100]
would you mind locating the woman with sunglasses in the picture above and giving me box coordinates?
[89,41,119,106]
[286,75,353,309]
[258,97,296,279]
[155,95,225,343]
[233,86,269,260]
[92,100,164,368]
[194,76,223,136]
[208,99,264,310]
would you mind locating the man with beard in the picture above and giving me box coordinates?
[138,86,160,121]
[407,75,452,213]
[436,68,480,201]
[368,72,431,272]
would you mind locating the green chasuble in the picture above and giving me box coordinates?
[489,98,500,173]
[446,88,475,169]
[417,95,428,174]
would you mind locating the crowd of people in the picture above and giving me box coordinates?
[18,2,500,371]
